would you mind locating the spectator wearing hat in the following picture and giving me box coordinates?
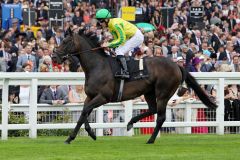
[177,56,185,67]
[10,18,20,32]
[189,57,203,72]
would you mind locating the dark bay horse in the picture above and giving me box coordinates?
[55,31,217,144]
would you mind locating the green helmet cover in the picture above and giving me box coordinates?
[96,9,111,19]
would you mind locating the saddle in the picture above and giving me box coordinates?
[108,56,149,102]
[108,56,149,81]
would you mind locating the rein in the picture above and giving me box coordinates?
[78,46,104,54]
[60,46,104,59]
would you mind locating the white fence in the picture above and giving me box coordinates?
[0,72,240,140]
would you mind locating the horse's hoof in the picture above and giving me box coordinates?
[146,139,155,144]
[127,123,133,131]
[64,141,71,144]
[89,133,97,141]
[65,136,74,144]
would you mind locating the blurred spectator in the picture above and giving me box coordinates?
[68,85,86,103]
[16,44,37,72]
[72,10,83,26]
[39,85,68,105]
[189,57,203,72]
[39,63,49,72]
[230,55,240,72]
[0,40,11,72]
[54,29,64,46]
[19,63,31,104]
[168,46,182,62]
[211,26,222,53]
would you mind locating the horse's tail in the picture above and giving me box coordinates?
[178,66,217,109]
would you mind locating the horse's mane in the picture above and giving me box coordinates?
[78,30,108,57]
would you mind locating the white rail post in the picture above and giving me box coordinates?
[216,78,224,135]
[1,79,9,140]
[125,100,133,136]
[29,79,38,138]
[96,106,103,136]
[184,103,192,134]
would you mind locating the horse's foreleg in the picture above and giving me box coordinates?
[84,109,96,140]
[65,94,107,144]
[81,97,96,140]
[127,92,157,131]
[147,99,168,144]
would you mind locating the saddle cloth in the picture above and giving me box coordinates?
[107,56,149,81]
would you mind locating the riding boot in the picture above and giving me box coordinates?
[115,55,130,79]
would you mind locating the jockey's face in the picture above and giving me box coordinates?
[98,19,107,28]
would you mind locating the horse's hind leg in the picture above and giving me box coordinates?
[147,98,168,144]
[127,92,157,131]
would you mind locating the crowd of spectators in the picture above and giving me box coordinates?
[0,0,239,73]
[0,0,240,133]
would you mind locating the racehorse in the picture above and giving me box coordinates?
[54,30,217,144]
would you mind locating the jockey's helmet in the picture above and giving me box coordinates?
[96,9,111,19]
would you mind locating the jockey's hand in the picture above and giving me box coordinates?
[101,42,109,48]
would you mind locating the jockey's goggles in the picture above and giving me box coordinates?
[97,19,105,23]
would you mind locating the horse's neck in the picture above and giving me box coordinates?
[77,35,108,75]
[78,50,106,75]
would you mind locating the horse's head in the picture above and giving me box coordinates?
[53,29,80,64]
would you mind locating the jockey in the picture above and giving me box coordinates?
[96,8,144,79]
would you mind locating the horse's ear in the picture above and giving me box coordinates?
[68,27,73,36]
[78,28,84,35]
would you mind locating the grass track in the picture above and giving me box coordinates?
[0,134,240,160]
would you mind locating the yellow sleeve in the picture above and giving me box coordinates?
[108,24,126,48]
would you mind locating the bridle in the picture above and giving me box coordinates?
[54,34,104,62]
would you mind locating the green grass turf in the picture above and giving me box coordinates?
[0,134,239,160]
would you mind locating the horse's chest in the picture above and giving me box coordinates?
[84,81,102,95]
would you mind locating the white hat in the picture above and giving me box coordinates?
[177,57,184,61]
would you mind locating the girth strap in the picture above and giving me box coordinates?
[117,79,125,102]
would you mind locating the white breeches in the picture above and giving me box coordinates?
[115,29,144,56]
